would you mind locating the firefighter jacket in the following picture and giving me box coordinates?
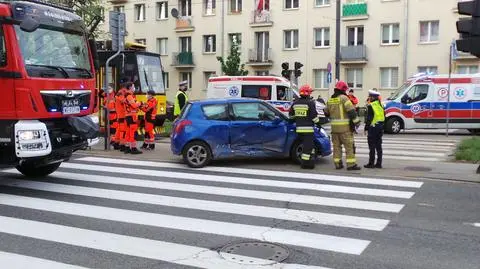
[325,91,360,133]
[142,98,158,122]
[289,97,319,133]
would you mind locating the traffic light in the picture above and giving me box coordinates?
[456,0,480,57]
[281,62,291,80]
[294,61,303,78]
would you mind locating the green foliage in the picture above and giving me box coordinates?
[216,42,248,76]
[455,137,480,162]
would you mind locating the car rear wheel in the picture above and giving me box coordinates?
[291,140,318,164]
[183,141,212,168]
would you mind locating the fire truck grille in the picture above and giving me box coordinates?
[40,90,91,113]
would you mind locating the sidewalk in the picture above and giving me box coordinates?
[77,138,480,184]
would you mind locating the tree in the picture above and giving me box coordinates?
[216,42,248,76]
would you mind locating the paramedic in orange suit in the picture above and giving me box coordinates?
[141,90,158,150]
[124,82,143,154]
[105,84,117,148]
[115,84,127,151]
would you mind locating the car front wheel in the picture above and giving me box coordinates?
[291,140,318,164]
[183,141,212,168]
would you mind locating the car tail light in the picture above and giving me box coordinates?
[174,119,192,134]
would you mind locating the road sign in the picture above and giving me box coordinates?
[109,11,126,51]
[327,72,332,83]
[327,63,332,73]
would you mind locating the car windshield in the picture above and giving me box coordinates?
[388,82,411,100]
[15,25,91,71]
[136,54,165,94]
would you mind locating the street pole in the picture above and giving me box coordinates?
[335,0,341,80]
[104,51,121,150]
[446,42,453,137]
[221,0,225,75]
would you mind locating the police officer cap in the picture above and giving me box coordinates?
[179,80,188,87]
[368,89,380,96]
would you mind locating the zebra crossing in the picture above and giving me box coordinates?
[0,156,424,269]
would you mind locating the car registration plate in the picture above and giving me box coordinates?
[62,99,80,115]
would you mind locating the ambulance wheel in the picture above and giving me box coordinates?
[386,117,402,134]
[468,129,480,135]
[183,141,212,168]
[16,162,61,178]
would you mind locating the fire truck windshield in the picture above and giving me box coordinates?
[136,54,165,94]
[15,26,91,77]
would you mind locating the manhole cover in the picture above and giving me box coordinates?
[219,241,290,265]
[405,166,432,172]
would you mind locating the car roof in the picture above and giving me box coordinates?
[188,98,265,105]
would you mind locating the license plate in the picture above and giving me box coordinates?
[62,99,80,115]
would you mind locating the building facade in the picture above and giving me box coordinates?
[100,0,479,102]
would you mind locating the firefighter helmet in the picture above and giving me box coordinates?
[335,80,349,91]
[299,84,313,97]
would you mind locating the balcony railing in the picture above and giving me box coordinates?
[172,52,195,67]
[340,45,367,62]
[250,10,273,26]
[342,2,368,17]
[175,16,194,32]
[247,48,273,65]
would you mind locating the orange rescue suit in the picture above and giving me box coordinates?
[115,88,127,146]
[124,91,141,149]
[141,97,158,145]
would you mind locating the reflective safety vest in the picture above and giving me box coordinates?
[326,94,358,133]
[370,100,385,126]
[289,98,319,133]
[174,91,188,116]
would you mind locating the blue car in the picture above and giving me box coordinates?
[171,98,332,168]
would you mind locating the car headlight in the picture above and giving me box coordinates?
[18,130,41,141]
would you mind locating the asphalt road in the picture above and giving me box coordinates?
[0,154,478,269]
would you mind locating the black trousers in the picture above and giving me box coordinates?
[367,123,383,165]
[299,132,315,169]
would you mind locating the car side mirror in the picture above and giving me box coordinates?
[401,96,408,104]
[272,116,282,124]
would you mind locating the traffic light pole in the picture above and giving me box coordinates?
[335,0,341,80]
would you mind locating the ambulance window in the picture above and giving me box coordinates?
[0,25,6,67]
[277,86,288,101]
[241,85,272,100]
[402,84,429,104]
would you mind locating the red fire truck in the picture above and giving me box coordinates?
[0,0,99,177]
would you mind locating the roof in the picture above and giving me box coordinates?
[408,72,480,84]
[208,75,290,83]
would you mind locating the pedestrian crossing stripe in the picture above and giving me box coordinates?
[0,156,424,268]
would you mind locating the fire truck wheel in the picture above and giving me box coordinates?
[16,162,62,178]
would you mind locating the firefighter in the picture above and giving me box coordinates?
[364,89,385,169]
[174,80,189,118]
[141,90,158,150]
[124,82,143,154]
[115,83,128,151]
[324,81,361,170]
[289,84,319,169]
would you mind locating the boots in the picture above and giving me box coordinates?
[113,143,120,150]
[335,162,344,170]
[130,147,143,154]
[347,164,362,171]
[364,163,375,169]
[148,143,155,150]
[141,142,148,149]
[120,145,126,152]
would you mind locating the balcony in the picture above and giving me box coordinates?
[172,52,195,68]
[342,2,368,21]
[247,48,273,67]
[250,10,273,27]
[109,0,127,3]
[340,45,367,64]
[455,51,477,60]
[175,16,195,32]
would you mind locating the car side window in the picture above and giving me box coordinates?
[202,104,229,121]
[403,84,429,104]
[241,85,272,100]
[0,25,6,67]
[231,102,276,121]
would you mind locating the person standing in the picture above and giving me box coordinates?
[141,90,158,150]
[115,84,127,151]
[289,84,319,169]
[124,82,143,154]
[364,89,385,169]
[174,80,189,118]
[324,81,361,170]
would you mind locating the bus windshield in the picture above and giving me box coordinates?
[136,54,165,94]
[15,26,91,75]
[388,82,411,100]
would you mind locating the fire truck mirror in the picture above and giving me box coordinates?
[19,17,40,33]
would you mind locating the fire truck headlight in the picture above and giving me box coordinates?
[88,114,99,125]
[17,130,41,141]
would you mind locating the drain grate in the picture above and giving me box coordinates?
[404,166,432,172]
[219,241,290,265]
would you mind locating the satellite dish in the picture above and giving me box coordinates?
[171,8,179,18]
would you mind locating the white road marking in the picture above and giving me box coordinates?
[0,251,89,269]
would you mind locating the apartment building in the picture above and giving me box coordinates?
[101,0,479,102]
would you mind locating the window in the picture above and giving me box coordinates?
[157,2,168,19]
[180,0,192,16]
[346,68,363,89]
[420,21,439,43]
[157,38,168,55]
[314,28,330,47]
[204,0,216,15]
[229,33,242,47]
[241,85,272,100]
[203,35,216,53]
[381,23,400,45]
[285,0,299,9]
[113,6,124,13]
[202,104,229,120]
[315,0,330,6]
[135,39,146,45]
[203,71,216,89]
[134,4,146,21]
[255,71,269,76]
[418,66,438,74]
[163,72,169,89]
[230,0,242,13]
[380,67,399,89]
[180,72,192,88]
[403,84,429,104]
[284,30,299,49]
[180,36,192,52]
[277,85,288,100]
[0,26,6,66]
[231,102,277,121]
[457,65,479,74]
[347,26,364,46]
[313,69,329,89]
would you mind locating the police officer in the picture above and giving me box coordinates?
[364,89,385,169]
[174,80,189,118]
[289,84,320,169]
[324,81,361,170]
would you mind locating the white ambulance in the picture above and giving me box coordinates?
[383,73,480,134]
[206,76,299,114]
